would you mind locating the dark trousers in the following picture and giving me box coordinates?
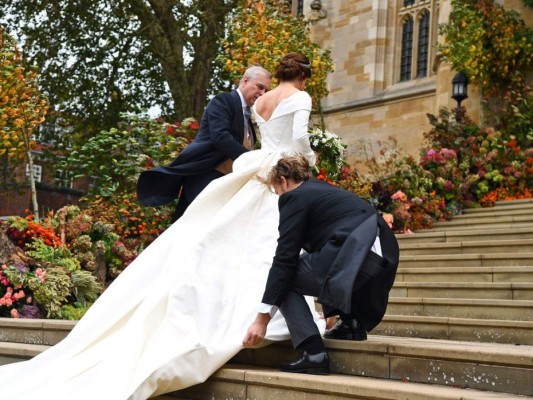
[172,169,224,221]
[280,250,387,348]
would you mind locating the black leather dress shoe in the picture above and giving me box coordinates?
[280,350,330,375]
[323,318,367,341]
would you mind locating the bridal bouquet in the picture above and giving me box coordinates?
[309,128,347,181]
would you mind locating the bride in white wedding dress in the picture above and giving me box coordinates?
[0,53,323,399]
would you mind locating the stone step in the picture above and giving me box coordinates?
[396,266,533,283]
[0,317,74,346]
[4,340,527,400]
[0,341,48,365]
[399,239,533,255]
[456,205,533,219]
[375,315,533,345]
[387,297,533,321]
[225,337,533,397]
[391,282,533,300]
[428,216,533,232]
[2,335,531,399]
[169,364,529,400]
[464,199,533,213]
[399,252,533,268]
[7,335,533,400]
[395,226,533,244]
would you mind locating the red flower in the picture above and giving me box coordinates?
[190,121,200,130]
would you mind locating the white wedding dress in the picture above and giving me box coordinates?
[0,91,323,399]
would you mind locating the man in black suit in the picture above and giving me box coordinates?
[137,66,272,221]
[243,156,399,375]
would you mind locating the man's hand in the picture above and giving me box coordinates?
[243,312,271,348]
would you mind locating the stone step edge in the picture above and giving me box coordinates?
[1,333,531,370]
[397,265,533,274]
[433,215,533,225]
[464,204,533,214]
[0,317,76,331]
[380,314,533,329]
[397,226,533,241]
[0,341,49,358]
[399,238,533,250]
[173,364,528,400]
[466,199,533,211]
[428,223,533,232]
[322,335,533,367]
[392,282,533,289]
[389,296,533,307]
[453,210,533,220]
[400,252,533,261]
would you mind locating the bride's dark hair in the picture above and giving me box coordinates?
[275,53,312,81]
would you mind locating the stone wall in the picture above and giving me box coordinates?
[306,0,531,162]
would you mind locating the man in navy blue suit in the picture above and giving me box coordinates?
[137,66,272,220]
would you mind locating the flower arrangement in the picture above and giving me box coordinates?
[309,128,347,181]
[1,263,45,319]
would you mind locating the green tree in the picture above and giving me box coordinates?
[0,0,236,140]
[0,26,48,219]
[439,0,533,144]
[63,114,195,198]
[218,0,334,112]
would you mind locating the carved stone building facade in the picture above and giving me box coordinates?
[295,0,532,162]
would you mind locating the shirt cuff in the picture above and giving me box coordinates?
[258,303,279,318]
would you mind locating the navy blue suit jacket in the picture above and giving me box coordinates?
[137,90,256,206]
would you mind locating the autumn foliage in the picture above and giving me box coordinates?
[0,27,48,160]
[220,0,334,108]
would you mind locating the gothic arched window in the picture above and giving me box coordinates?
[397,0,439,82]
[400,17,414,82]
[416,11,430,78]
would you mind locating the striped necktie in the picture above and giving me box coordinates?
[243,106,253,148]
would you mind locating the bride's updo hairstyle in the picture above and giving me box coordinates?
[275,53,312,82]
[267,155,312,188]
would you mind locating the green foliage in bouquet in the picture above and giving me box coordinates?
[309,128,347,182]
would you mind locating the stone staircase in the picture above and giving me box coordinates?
[1,199,532,399]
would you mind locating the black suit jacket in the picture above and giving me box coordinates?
[136,90,256,206]
[262,179,399,331]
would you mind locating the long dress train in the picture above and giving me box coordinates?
[0,90,323,399]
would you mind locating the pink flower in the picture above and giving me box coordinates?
[14,290,25,300]
[26,296,33,304]
[10,309,19,318]
[35,268,46,283]
[391,190,407,202]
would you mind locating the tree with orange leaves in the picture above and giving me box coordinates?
[219,0,334,114]
[0,26,49,219]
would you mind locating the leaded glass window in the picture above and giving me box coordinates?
[400,17,414,82]
[416,12,430,78]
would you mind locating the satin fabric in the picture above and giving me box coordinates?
[0,92,324,399]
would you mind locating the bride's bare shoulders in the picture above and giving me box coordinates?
[255,87,301,121]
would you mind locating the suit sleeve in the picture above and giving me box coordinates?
[205,94,247,160]
[261,192,309,306]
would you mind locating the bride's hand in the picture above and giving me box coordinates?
[242,313,270,348]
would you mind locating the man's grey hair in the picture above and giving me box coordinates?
[241,65,272,83]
